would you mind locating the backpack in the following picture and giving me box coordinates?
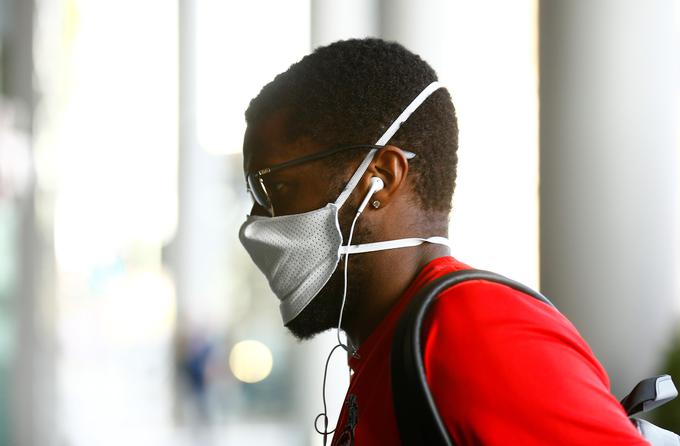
[390,269,680,446]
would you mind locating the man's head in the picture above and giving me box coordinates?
[242,38,459,339]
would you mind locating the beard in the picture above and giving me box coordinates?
[284,204,375,341]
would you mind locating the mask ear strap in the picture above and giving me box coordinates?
[333,81,444,210]
[375,81,442,146]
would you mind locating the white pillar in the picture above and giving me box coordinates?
[540,0,680,396]
[311,0,379,49]
[379,0,454,58]
[8,0,57,444]
[177,0,200,330]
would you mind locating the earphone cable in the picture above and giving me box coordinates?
[336,210,361,352]
[315,208,362,445]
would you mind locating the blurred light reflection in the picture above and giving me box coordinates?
[229,340,274,384]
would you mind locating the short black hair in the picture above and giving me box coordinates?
[245,38,458,213]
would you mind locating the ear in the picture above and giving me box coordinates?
[358,145,410,210]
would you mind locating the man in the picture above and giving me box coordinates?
[239,38,647,445]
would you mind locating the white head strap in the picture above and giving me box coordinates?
[334,81,444,209]
[339,236,451,255]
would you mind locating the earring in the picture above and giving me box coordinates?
[371,200,381,209]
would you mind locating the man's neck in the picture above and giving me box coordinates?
[345,243,451,348]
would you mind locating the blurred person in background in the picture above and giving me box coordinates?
[238,38,648,445]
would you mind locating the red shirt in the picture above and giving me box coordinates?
[331,256,648,445]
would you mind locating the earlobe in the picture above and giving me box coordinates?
[357,177,385,214]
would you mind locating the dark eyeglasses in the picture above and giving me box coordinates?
[246,144,416,213]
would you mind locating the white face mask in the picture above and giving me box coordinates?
[239,81,449,325]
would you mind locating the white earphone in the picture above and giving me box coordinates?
[356,177,384,215]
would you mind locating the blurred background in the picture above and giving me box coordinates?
[0,0,678,444]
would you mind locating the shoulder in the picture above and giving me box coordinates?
[425,279,569,337]
[423,278,609,390]
[426,278,583,343]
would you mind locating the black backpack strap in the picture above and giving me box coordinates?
[389,269,555,446]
